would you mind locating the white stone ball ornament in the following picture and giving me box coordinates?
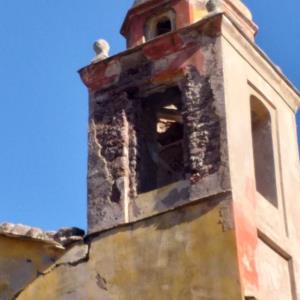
[92,39,110,63]
[206,0,221,12]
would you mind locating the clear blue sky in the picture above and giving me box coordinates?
[0,1,299,231]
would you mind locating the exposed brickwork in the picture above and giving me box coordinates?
[82,15,228,233]
[181,66,221,182]
[88,92,131,230]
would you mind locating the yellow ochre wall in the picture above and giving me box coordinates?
[0,236,64,300]
[17,197,244,300]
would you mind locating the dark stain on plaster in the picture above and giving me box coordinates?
[119,61,151,88]
[96,273,108,290]
[131,199,142,218]
[159,186,190,209]
[66,290,75,295]
[153,193,229,231]
[218,205,234,232]
[111,182,121,203]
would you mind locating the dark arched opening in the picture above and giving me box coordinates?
[156,17,172,36]
[251,96,278,207]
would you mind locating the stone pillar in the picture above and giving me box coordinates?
[88,91,133,233]
[180,66,221,183]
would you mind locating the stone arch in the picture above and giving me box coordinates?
[145,10,176,40]
[250,96,278,206]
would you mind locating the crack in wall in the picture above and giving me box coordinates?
[14,239,112,299]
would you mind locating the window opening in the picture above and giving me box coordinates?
[155,17,172,36]
[138,87,184,193]
[251,96,278,207]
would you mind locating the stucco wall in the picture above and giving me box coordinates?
[17,196,243,300]
[0,236,64,299]
[221,14,300,299]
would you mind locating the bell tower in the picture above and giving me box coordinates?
[79,0,300,299]
[121,0,257,48]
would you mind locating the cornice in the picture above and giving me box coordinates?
[221,14,300,111]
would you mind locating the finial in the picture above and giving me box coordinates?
[92,39,110,63]
[206,0,220,12]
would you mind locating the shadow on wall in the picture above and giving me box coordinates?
[88,192,230,244]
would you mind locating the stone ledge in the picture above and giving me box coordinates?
[0,223,85,248]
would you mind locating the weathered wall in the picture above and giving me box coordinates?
[0,236,64,299]
[15,13,300,300]
[256,238,294,300]
[221,13,300,299]
[17,196,243,300]
[123,0,256,48]
[81,14,230,234]
[123,0,208,48]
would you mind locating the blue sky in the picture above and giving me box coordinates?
[0,1,299,231]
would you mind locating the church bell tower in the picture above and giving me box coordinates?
[79,0,300,299]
